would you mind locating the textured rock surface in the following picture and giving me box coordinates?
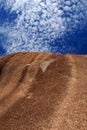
[0,52,87,130]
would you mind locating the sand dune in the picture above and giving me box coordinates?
[0,52,87,130]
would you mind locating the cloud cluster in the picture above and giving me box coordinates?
[1,0,87,54]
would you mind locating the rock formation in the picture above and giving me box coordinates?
[0,52,87,130]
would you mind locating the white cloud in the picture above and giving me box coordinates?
[1,0,87,54]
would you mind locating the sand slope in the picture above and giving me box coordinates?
[0,52,87,130]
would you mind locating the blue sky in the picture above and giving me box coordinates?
[0,0,87,56]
